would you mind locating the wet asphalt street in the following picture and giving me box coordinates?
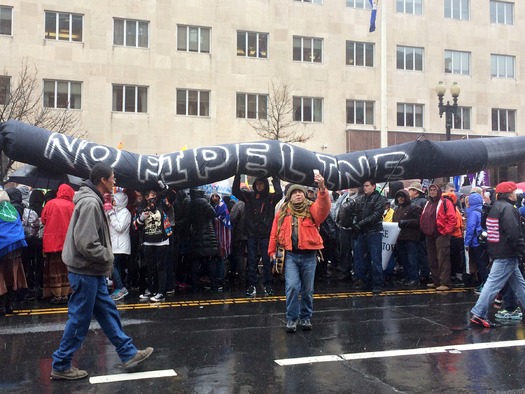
[1,278,525,394]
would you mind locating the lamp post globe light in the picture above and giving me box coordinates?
[436,81,461,141]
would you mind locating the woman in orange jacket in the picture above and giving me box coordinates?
[268,173,331,333]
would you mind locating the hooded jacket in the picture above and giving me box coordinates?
[486,196,524,259]
[268,189,331,255]
[392,189,421,241]
[6,187,24,219]
[232,175,283,238]
[420,184,456,237]
[108,191,131,255]
[61,181,113,276]
[465,192,483,247]
[41,184,75,253]
[188,189,219,257]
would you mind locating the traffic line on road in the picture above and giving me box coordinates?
[11,287,472,316]
[89,369,177,384]
[274,339,525,366]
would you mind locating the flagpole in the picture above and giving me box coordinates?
[380,0,388,148]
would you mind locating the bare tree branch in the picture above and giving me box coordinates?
[249,81,313,143]
[0,59,85,183]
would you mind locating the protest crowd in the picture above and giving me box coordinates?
[1,175,525,331]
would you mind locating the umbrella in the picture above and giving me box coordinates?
[516,182,525,191]
[8,164,83,191]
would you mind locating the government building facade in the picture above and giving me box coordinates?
[0,1,523,181]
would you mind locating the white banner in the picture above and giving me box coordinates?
[382,222,401,269]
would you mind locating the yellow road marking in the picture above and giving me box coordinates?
[9,287,474,317]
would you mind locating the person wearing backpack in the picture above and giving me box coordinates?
[420,184,457,291]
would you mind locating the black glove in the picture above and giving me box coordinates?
[353,223,362,233]
[398,220,408,228]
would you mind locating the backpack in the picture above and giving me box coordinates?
[442,196,464,232]
[22,208,42,239]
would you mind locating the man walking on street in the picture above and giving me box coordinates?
[51,163,153,380]
[470,181,525,328]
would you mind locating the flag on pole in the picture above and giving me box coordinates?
[369,0,378,33]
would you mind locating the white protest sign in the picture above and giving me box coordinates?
[382,222,401,269]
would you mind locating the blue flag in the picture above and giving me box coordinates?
[369,0,377,33]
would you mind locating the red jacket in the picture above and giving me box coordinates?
[41,184,75,253]
[268,189,331,256]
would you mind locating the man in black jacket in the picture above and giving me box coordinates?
[470,181,525,328]
[352,179,385,294]
[233,175,282,297]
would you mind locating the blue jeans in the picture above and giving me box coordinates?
[356,232,384,290]
[52,273,137,371]
[471,257,525,319]
[397,240,419,281]
[285,251,317,321]
[112,254,127,289]
[247,237,272,287]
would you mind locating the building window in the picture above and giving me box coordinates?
[346,100,374,125]
[295,0,323,3]
[45,11,83,42]
[177,89,210,117]
[293,97,322,122]
[114,19,149,48]
[346,41,374,67]
[236,93,267,119]
[293,36,323,63]
[491,54,515,78]
[396,46,423,71]
[452,107,471,130]
[396,0,423,14]
[0,75,10,105]
[490,1,513,25]
[445,0,469,20]
[43,80,81,109]
[397,103,423,127]
[0,6,13,35]
[177,25,210,53]
[445,50,470,75]
[346,0,370,8]
[237,31,268,58]
[112,85,147,113]
[492,108,515,132]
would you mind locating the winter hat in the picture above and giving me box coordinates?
[408,182,423,193]
[495,181,517,194]
[286,184,307,200]
[470,186,483,194]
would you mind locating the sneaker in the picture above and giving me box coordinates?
[105,278,113,288]
[166,289,175,295]
[245,285,256,297]
[299,318,312,331]
[427,283,437,288]
[122,347,154,370]
[474,284,483,295]
[286,320,298,333]
[50,366,88,380]
[436,285,451,291]
[495,307,523,320]
[113,287,129,301]
[494,293,503,309]
[470,314,497,328]
[178,282,191,289]
[150,293,165,302]
[264,286,275,296]
[139,290,152,301]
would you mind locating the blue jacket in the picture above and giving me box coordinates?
[465,193,483,247]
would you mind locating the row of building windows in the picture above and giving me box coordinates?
[0,76,515,132]
[347,0,513,24]
[0,9,516,79]
[0,1,515,42]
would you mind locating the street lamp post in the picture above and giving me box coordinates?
[436,81,461,141]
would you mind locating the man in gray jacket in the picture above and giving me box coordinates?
[50,163,153,380]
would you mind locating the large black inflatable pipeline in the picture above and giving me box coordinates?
[1,120,524,191]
